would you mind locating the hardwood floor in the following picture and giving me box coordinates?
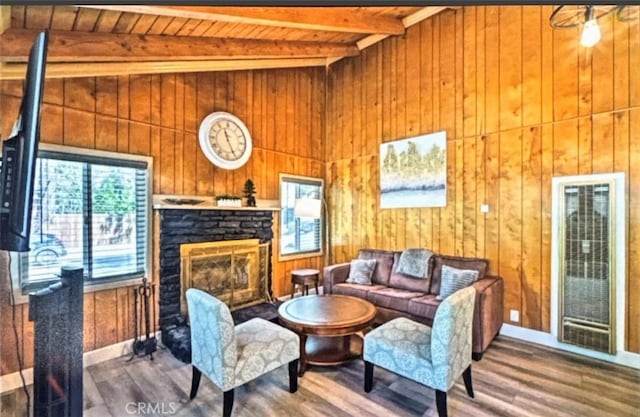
[1,336,638,417]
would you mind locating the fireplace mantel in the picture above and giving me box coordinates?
[153,194,280,211]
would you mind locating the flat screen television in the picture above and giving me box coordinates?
[0,31,49,252]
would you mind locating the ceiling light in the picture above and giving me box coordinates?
[549,5,629,48]
[580,10,601,47]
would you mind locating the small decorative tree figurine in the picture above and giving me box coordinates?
[243,179,257,207]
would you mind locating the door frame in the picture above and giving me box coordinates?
[550,172,626,353]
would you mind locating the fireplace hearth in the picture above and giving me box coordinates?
[157,208,275,361]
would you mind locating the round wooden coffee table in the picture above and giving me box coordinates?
[278,294,376,376]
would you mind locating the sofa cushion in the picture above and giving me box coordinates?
[430,255,488,296]
[358,249,395,286]
[437,265,479,300]
[367,287,424,311]
[389,252,433,293]
[346,259,377,285]
[407,294,441,321]
[333,283,386,299]
[395,248,433,278]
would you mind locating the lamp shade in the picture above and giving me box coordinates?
[294,198,322,219]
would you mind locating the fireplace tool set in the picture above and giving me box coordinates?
[130,277,157,360]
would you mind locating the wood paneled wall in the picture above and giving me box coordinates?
[0,67,326,375]
[325,6,640,352]
[1,5,638,377]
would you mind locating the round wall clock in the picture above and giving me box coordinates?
[198,111,253,170]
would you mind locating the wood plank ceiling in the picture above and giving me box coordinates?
[0,5,450,79]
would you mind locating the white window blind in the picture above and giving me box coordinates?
[279,174,323,259]
[18,146,150,290]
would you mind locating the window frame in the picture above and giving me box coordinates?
[278,173,325,262]
[10,143,153,303]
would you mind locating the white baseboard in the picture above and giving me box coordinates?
[500,324,640,369]
[0,367,33,395]
[0,332,160,394]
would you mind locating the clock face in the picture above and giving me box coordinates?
[198,112,252,170]
[208,119,247,162]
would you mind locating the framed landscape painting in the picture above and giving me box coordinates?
[380,131,447,208]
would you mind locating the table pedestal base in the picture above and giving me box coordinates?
[299,334,363,376]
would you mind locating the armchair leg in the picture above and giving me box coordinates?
[435,390,448,417]
[223,389,234,417]
[289,359,299,393]
[364,361,374,393]
[189,366,202,399]
[462,365,474,398]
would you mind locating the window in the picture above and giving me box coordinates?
[14,144,152,292]
[279,174,324,260]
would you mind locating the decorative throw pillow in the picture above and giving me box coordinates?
[437,264,479,300]
[346,259,377,285]
[395,248,433,279]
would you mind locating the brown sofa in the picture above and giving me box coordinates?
[323,249,503,360]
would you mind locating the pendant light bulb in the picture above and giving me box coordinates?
[580,7,601,48]
[581,19,601,47]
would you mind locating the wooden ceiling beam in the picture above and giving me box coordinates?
[0,28,359,62]
[79,6,405,35]
[0,6,11,35]
[355,6,448,51]
[401,6,449,28]
[0,57,329,80]
[327,6,449,65]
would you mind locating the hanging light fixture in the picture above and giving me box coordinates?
[549,5,632,48]
[616,5,638,22]
[580,7,601,47]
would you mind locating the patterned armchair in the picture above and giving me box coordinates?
[186,289,300,417]
[363,286,477,417]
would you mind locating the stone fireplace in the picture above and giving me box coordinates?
[155,201,277,361]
